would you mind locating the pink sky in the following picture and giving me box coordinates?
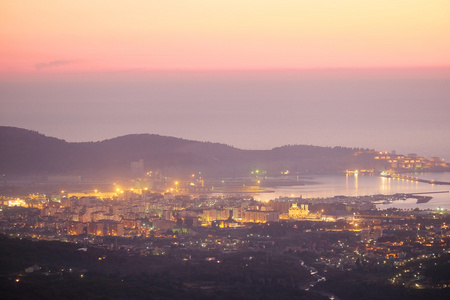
[1,0,450,74]
[2,1,450,160]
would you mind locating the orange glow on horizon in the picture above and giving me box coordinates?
[1,1,450,74]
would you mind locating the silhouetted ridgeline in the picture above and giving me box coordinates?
[0,126,386,178]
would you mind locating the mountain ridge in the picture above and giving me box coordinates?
[0,126,385,178]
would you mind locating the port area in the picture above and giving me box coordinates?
[380,172,450,185]
[369,192,449,204]
[406,191,449,203]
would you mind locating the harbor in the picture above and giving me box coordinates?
[381,172,450,185]
[257,172,450,210]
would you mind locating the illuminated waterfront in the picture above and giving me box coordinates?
[256,172,450,210]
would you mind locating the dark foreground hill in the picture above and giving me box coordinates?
[0,234,327,300]
[0,126,387,178]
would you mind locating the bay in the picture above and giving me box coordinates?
[255,172,450,210]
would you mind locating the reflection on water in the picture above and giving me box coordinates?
[380,176,389,193]
[255,172,450,210]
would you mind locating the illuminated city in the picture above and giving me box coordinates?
[2,1,450,299]
[1,143,450,299]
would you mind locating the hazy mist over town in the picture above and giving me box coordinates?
[1,1,450,299]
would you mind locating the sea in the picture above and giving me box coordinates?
[255,172,450,211]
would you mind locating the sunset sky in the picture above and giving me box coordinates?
[1,1,450,160]
[1,0,450,73]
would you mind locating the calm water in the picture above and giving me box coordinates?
[256,172,450,210]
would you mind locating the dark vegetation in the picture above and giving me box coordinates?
[2,231,449,300]
[0,235,326,300]
[0,126,385,178]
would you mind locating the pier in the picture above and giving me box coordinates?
[410,191,449,195]
[380,173,450,185]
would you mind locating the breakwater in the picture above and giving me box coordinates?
[381,173,450,185]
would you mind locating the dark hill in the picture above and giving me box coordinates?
[0,126,386,178]
[0,127,71,174]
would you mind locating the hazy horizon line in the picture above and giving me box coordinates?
[3,65,450,74]
[2,66,450,83]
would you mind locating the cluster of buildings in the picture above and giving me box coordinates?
[2,182,450,292]
[0,188,321,238]
[354,150,449,171]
